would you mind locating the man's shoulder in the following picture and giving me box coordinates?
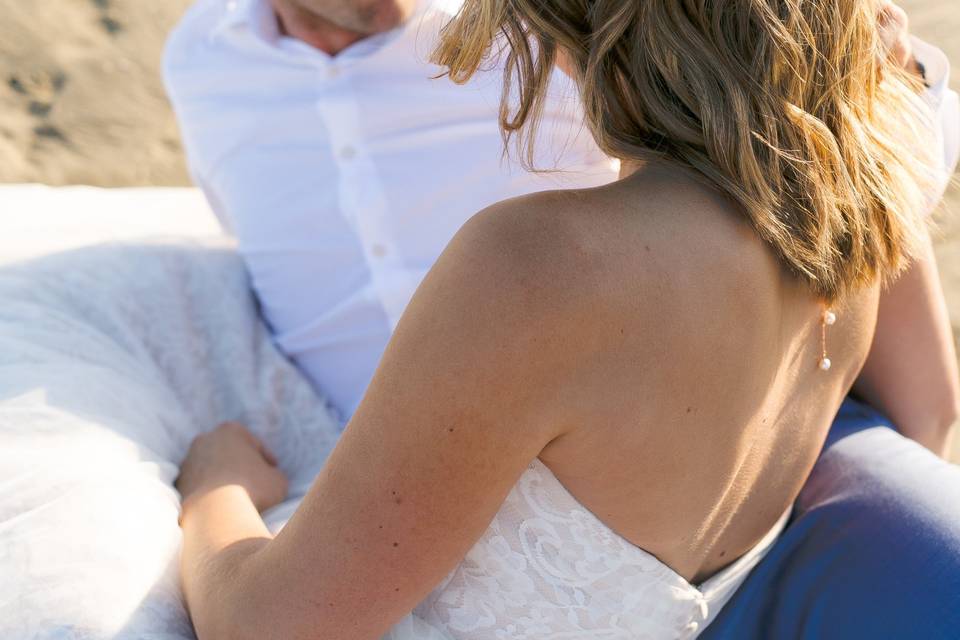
[169,0,226,39]
[163,0,233,78]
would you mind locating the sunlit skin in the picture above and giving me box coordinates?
[175,4,958,639]
[269,0,418,55]
[878,2,925,76]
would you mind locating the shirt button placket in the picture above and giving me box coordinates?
[319,68,394,320]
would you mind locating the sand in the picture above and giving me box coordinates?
[0,0,192,185]
[0,0,958,460]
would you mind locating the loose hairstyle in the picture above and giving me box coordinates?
[433,0,935,301]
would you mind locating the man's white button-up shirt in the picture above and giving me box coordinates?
[163,0,618,424]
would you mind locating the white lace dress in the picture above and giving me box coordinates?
[384,458,791,640]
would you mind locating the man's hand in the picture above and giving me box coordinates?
[877,1,925,80]
[271,0,417,56]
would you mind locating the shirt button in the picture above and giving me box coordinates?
[326,66,340,79]
[371,243,388,258]
[339,145,356,160]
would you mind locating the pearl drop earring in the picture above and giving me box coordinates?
[819,308,836,371]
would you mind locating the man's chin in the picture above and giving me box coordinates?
[300,0,416,36]
[361,1,412,33]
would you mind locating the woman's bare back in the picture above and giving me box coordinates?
[536,162,881,583]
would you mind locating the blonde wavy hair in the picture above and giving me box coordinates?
[433,0,935,301]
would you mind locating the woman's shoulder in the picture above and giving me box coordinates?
[450,189,612,308]
[424,168,800,441]
[461,167,784,315]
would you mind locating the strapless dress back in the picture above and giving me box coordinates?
[385,458,791,640]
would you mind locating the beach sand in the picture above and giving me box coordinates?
[0,0,192,185]
[0,0,958,461]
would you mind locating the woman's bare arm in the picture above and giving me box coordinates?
[852,231,960,458]
[854,9,960,457]
[176,203,598,640]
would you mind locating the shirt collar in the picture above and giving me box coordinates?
[212,0,277,40]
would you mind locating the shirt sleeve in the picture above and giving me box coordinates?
[190,168,234,235]
[912,37,960,210]
[161,0,235,235]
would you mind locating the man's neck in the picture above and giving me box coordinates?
[271,0,367,56]
[270,0,418,56]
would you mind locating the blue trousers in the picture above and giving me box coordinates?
[702,398,960,639]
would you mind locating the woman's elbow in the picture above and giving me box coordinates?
[193,602,271,640]
[189,575,276,640]
[195,581,327,640]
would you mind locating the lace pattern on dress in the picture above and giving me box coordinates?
[406,459,791,639]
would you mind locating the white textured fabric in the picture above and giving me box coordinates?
[0,185,219,266]
[0,187,340,638]
[162,0,619,424]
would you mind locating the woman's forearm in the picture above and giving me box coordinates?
[179,485,274,640]
[853,236,960,458]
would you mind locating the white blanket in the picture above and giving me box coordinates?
[0,186,453,640]
[0,186,346,638]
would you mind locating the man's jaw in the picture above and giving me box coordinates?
[338,0,410,35]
